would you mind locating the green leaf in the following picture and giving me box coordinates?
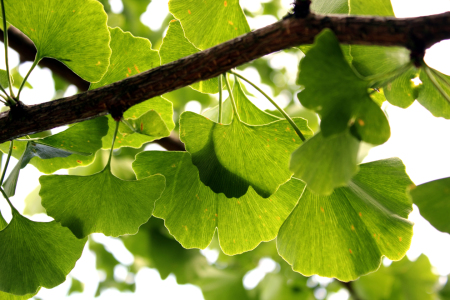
[0,290,38,300]
[278,158,413,281]
[11,67,32,90]
[290,130,360,195]
[1,0,111,82]
[160,20,218,94]
[297,29,390,144]
[102,96,175,149]
[133,151,305,255]
[410,177,450,234]
[40,167,165,239]
[180,111,312,198]
[24,186,45,216]
[169,0,250,50]
[384,67,419,108]
[0,69,10,89]
[354,255,438,300]
[0,117,109,174]
[417,67,450,119]
[68,277,84,295]
[0,210,86,295]
[89,27,159,90]
[312,0,394,16]
[203,79,280,125]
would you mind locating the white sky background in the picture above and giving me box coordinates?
[0,0,449,299]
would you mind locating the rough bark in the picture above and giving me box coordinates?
[0,12,450,144]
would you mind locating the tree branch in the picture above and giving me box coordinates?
[0,12,450,144]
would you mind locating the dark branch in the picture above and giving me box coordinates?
[1,12,450,144]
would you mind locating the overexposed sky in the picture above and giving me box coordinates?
[0,1,449,299]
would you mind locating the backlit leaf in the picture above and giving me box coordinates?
[160,20,218,94]
[290,130,360,195]
[417,67,450,119]
[297,29,390,144]
[180,111,312,198]
[1,0,111,82]
[133,151,305,255]
[278,158,413,281]
[384,67,419,108]
[0,210,86,295]
[40,168,165,239]
[410,177,450,234]
[169,0,250,50]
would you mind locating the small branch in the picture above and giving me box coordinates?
[0,12,449,143]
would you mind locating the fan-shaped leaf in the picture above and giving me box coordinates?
[133,151,305,255]
[297,29,390,144]
[278,158,413,281]
[180,112,312,198]
[290,130,360,195]
[0,211,86,295]
[417,67,450,119]
[410,177,450,234]
[160,20,218,94]
[384,67,419,108]
[1,0,111,82]
[40,168,165,239]
[169,0,250,50]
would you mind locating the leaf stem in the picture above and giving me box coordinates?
[17,55,40,99]
[223,74,240,121]
[218,75,223,123]
[424,64,450,105]
[106,121,120,169]
[0,186,17,213]
[229,70,306,142]
[0,0,14,100]
[0,140,12,185]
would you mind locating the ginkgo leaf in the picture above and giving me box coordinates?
[102,96,175,149]
[0,291,38,300]
[384,67,419,108]
[133,151,305,255]
[297,29,390,144]
[353,255,438,300]
[0,117,108,174]
[3,141,91,197]
[410,177,450,234]
[203,79,280,125]
[1,0,111,82]
[180,111,312,198]
[169,0,250,50]
[417,67,450,119]
[85,27,173,149]
[0,210,86,295]
[311,0,394,15]
[0,69,10,89]
[278,158,414,282]
[39,168,165,239]
[160,20,218,94]
[290,130,360,195]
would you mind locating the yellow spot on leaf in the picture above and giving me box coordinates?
[126,74,129,77]
[320,207,324,213]
[276,216,280,220]
[134,65,141,73]
[76,160,82,164]
[399,237,402,242]
[72,10,75,12]
[358,119,365,126]
[140,123,144,131]
[292,138,296,142]
[259,215,262,219]
[13,146,16,149]
[224,1,227,6]
[188,9,191,14]
[237,201,240,204]
[286,127,290,131]
[171,164,176,168]
[349,249,353,254]
[128,67,132,74]
[228,21,233,25]
[170,19,176,23]
[373,233,377,237]
[359,212,362,217]
[351,225,355,231]
[204,209,208,212]
[215,213,218,217]
[96,61,101,66]
[87,140,90,143]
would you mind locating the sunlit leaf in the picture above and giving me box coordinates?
[0,69,10,89]
[290,131,360,195]
[160,20,218,94]
[297,29,390,144]
[278,158,413,281]
[384,67,419,108]
[1,0,111,82]
[410,177,450,234]
[0,211,86,295]
[169,0,250,50]
[417,67,450,119]
[40,167,165,238]
[180,111,312,198]
[133,151,305,255]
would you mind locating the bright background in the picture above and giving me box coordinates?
[0,0,449,299]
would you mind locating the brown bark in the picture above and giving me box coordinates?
[1,12,450,144]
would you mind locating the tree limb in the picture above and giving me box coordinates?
[0,12,450,144]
